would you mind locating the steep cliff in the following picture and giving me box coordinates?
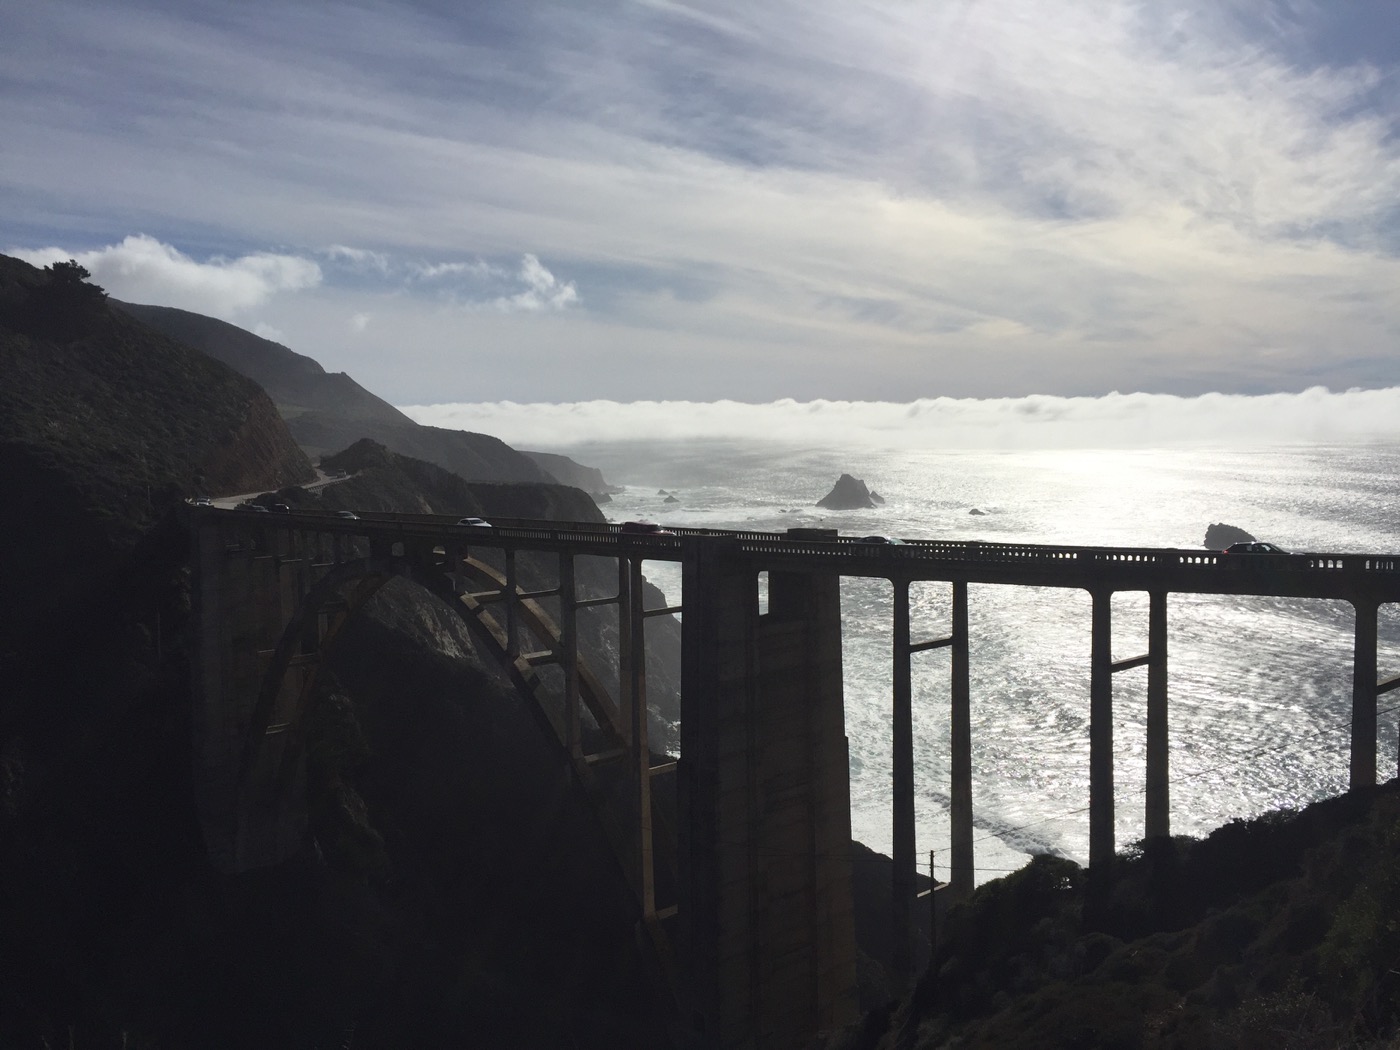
[117,302,555,484]
[523,449,622,497]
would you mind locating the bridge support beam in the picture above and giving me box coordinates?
[1351,597,1379,788]
[679,539,857,1050]
[891,579,915,989]
[621,554,655,917]
[559,552,581,760]
[1089,589,1115,872]
[949,580,973,900]
[1145,590,1170,841]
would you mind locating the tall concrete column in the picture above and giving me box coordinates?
[504,548,519,659]
[949,580,973,899]
[626,555,655,916]
[890,578,915,987]
[1144,590,1170,840]
[559,552,581,759]
[679,539,857,1049]
[1351,597,1379,788]
[1089,588,1115,871]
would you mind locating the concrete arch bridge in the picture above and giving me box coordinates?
[189,508,1400,1050]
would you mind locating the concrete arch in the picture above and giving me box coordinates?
[238,550,631,805]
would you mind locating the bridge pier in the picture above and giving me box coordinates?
[679,539,857,1049]
[1090,588,1172,873]
[558,552,581,759]
[1089,589,1115,871]
[891,579,915,988]
[1351,597,1379,788]
[949,580,972,898]
[1145,590,1169,841]
[889,578,973,986]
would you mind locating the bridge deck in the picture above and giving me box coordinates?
[204,507,1400,602]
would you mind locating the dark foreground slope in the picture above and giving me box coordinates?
[0,266,676,1046]
[0,472,677,1046]
[118,301,555,484]
[832,783,1400,1050]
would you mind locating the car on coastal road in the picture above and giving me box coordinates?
[857,535,905,545]
[1222,541,1290,555]
[335,510,360,520]
[457,516,492,528]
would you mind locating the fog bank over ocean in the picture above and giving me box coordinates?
[402,387,1400,451]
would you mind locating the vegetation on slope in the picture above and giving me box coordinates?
[833,783,1400,1049]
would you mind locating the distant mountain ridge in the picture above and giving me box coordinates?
[117,302,560,487]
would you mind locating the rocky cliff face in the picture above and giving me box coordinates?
[1205,522,1256,549]
[523,450,622,497]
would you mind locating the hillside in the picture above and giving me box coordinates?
[831,784,1400,1049]
[117,302,557,484]
[0,255,313,629]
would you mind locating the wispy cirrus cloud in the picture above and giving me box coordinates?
[3,1,1400,402]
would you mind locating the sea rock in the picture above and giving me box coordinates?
[869,490,886,506]
[817,473,878,510]
[663,494,679,504]
[657,489,669,496]
[969,508,987,516]
[1205,522,1255,549]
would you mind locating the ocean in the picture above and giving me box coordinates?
[401,397,1400,885]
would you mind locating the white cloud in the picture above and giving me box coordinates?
[252,321,286,342]
[6,2,1400,399]
[416,260,496,280]
[492,254,579,312]
[8,235,321,318]
[325,245,390,273]
[349,312,370,332]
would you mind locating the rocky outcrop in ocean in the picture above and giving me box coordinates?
[816,473,880,510]
[1205,522,1255,549]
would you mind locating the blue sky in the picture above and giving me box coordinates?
[5,0,1400,405]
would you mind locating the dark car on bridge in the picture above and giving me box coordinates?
[619,521,675,536]
[1222,541,1290,555]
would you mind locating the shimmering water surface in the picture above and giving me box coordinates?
[560,441,1400,883]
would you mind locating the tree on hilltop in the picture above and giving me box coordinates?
[31,258,108,337]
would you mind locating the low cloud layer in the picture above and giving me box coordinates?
[402,388,1400,451]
